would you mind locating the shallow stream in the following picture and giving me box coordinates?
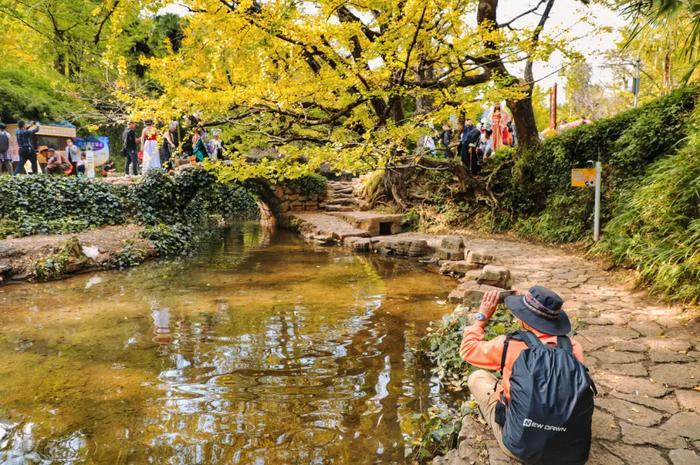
[0,223,455,464]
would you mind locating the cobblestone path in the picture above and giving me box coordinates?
[438,233,700,465]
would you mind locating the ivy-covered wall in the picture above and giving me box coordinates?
[0,168,260,257]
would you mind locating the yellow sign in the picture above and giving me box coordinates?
[571,168,597,187]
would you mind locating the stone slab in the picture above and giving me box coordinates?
[620,421,686,448]
[676,389,700,413]
[650,363,700,389]
[660,412,700,440]
[328,211,403,236]
[596,397,665,427]
[669,449,700,465]
[602,443,669,465]
[289,212,370,242]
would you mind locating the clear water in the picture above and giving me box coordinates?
[0,223,454,464]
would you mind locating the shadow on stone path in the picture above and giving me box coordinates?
[435,233,700,465]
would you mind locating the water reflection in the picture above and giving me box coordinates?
[0,223,454,464]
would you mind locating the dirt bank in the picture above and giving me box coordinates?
[0,224,156,284]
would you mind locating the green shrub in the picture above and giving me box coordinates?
[141,222,195,257]
[110,240,149,269]
[592,114,700,303]
[408,401,473,463]
[0,176,125,237]
[282,173,327,197]
[127,167,259,226]
[418,308,517,391]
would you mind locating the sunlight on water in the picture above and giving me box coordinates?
[0,223,454,464]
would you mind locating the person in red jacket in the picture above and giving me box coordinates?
[460,286,584,460]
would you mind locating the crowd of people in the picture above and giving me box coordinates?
[121,120,225,175]
[0,118,227,177]
[0,121,89,176]
[419,104,517,175]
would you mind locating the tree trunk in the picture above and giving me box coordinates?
[507,93,540,148]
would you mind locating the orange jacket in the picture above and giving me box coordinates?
[460,323,584,402]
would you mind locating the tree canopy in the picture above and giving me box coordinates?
[118,0,577,179]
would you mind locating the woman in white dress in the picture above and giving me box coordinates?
[140,120,161,172]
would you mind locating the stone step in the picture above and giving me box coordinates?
[328,211,403,236]
[330,193,355,199]
[326,199,357,206]
[325,205,356,212]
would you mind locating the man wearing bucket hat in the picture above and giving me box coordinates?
[460,286,589,463]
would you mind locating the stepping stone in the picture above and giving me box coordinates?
[477,265,511,289]
[466,250,494,266]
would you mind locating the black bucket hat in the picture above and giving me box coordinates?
[504,285,571,336]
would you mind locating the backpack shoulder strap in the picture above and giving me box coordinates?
[557,335,573,353]
[518,330,543,349]
[495,332,516,390]
[499,333,515,373]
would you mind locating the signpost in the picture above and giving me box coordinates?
[571,162,602,241]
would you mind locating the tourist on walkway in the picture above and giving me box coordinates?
[123,121,140,175]
[491,105,504,151]
[65,138,81,175]
[13,120,40,175]
[192,127,208,162]
[140,120,161,172]
[208,128,223,160]
[160,121,179,169]
[460,287,593,464]
[0,123,12,174]
[439,124,453,157]
[479,129,494,161]
[459,119,481,174]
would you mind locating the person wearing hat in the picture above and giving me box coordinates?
[460,286,584,461]
[36,146,50,174]
[46,147,70,175]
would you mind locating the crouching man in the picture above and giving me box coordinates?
[460,286,595,465]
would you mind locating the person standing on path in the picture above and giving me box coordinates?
[192,127,208,162]
[123,121,140,175]
[140,120,161,172]
[439,124,453,157]
[13,120,40,175]
[65,138,81,175]
[461,286,592,464]
[0,123,12,174]
[491,105,504,151]
[160,121,179,169]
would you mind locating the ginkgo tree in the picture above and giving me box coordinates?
[122,0,583,180]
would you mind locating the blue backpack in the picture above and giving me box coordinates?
[497,331,596,465]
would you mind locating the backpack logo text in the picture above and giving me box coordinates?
[522,418,567,432]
